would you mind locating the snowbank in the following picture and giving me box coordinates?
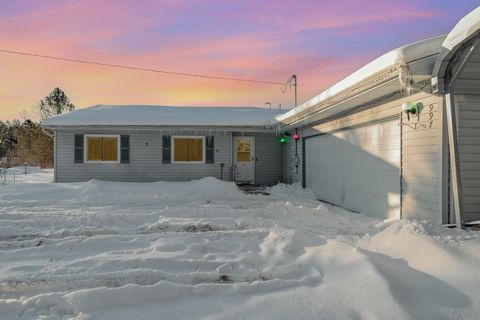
[0,166,53,184]
[0,177,239,203]
[1,175,479,319]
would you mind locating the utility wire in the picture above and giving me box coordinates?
[0,48,285,85]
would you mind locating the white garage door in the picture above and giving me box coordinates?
[305,118,401,219]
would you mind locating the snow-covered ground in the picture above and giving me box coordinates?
[0,166,53,184]
[0,169,479,319]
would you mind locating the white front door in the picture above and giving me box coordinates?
[233,136,255,183]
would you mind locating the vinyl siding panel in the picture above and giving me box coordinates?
[456,94,480,222]
[281,129,302,184]
[255,133,282,185]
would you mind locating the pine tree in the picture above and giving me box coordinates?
[39,87,75,120]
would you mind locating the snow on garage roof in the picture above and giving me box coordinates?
[443,6,480,50]
[276,35,446,125]
[41,105,285,128]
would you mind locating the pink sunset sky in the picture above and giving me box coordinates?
[0,0,478,120]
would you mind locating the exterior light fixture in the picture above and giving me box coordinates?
[401,102,423,121]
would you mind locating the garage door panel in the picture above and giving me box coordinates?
[314,170,342,185]
[311,183,342,205]
[344,190,388,216]
[345,169,386,191]
[305,118,400,219]
[381,150,401,165]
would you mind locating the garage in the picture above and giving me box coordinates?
[304,117,401,219]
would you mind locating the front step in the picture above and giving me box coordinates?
[237,184,270,195]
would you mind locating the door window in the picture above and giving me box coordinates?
[237,139,251,162]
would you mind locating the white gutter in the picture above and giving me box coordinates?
[276,35,445,130]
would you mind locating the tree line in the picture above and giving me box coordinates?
[0,88,75,168]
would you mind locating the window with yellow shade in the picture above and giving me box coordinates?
[236,139,251,162]
[172,136,205,163]
[85,135,119,162]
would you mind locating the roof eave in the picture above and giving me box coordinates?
[276,65,403,130]
[42,124,277,132]
[277,53,439,131]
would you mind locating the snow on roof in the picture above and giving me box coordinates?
[443,6,480,50]
[41,105,285,127]
[276,35,445,124]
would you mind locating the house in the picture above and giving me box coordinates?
[42,7,480,227]
[41,105,284,185]
[276,7,480,227]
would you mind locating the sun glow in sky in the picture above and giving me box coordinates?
[0,0,477,120]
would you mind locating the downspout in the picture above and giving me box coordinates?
[444,37,479,229]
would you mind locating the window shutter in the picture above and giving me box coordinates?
[120,135,130,164]
[74,134,84,163]
[205,136,214,164]
[162,135,171,164]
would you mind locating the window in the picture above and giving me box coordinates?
[85,135,120,163]
[236,139,252,162]
[172,136,205,163]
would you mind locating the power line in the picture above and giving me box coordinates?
[0,48,285,85]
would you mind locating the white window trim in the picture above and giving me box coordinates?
[171,135,206,164]
[84,134,121,164]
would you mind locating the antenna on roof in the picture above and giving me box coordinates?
[281,74,297,108]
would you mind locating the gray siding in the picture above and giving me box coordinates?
[456,94,480,222]
[296,92,445,223]
[280,129,302,184]
[445,43,480,223]
[56,129,231,183]
[55,128,280,185]
[255,133,282,185]
[449,42,480,95]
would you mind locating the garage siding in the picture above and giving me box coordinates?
[280,129,303,184]
[456,94,480,222]
[300,92,444,223]
[254,133,282,185]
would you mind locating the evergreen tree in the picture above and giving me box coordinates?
[39,87,75,120]
[10,120,54,168]
[0,121,17,159]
